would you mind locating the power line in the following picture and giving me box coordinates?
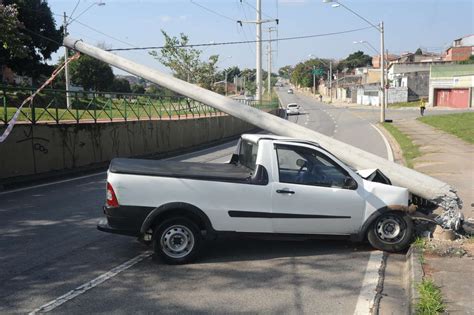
[67,0,81,24]
[237,0,256,55]
[73,19,136,47]
[107,26,373,52]
[20,26,62,46]
[190,0,237,22]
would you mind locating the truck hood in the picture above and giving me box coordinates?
[362,180,409,208]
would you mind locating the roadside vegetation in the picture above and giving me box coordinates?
[415,279,446,315]
[389,101,419,108]
[418,112,474,144]
[381,122,421,168]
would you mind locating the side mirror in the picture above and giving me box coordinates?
[343,177,358,190]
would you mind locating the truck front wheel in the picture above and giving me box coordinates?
[153,217,202,264]
[367,212,414,252]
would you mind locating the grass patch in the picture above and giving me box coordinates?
[415,279,445,315]
[390,101,420,108]
[412,237,427,250]
[418,112,474,144]
[381,122,421,168]
[412,238,427,264]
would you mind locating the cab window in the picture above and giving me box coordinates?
[275,144,349,188]
[239,140,258,170]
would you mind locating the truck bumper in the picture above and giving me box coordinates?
[97,218,140,237]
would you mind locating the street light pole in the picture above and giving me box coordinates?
[380,21,385,122]
[324,0,386,122]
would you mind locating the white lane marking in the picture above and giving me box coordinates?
[0,172,107,196]
[353,251,384,315]
[28,251,153,314]
[371,124,394,162]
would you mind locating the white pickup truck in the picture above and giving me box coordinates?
[98,134,416,264]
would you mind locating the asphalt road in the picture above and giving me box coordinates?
[277,89,389,159]
[0,91,400,314]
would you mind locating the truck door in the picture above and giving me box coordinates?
[271,144,365,235]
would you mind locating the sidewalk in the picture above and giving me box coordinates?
[392,118,474,314]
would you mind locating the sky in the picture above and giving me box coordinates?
[47,0,474,75]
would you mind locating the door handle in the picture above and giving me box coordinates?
[276,189,295,194]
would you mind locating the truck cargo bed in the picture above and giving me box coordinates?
[109,158,253,183]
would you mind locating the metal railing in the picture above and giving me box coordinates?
[0,85,279,125]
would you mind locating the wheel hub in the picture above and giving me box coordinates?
[161,225,194,258]
[376,216,405,243]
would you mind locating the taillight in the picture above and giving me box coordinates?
[106,182,119,208]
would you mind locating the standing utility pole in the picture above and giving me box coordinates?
[63,12,71,109]
[266,27,277,98]
[380,21,385,122]
[329,61,333,103]
[238,1,278,102]
[225,71,228,96]
[256,0,262,101]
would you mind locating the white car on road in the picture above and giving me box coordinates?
[99,134,415,264]
[286,103,300,115]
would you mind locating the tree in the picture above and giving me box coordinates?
[290,59,329,88]
[415,48,423,55]
[131,84,145,94]
[0,4,28,59]
[149,31,219,89]
[336,51,372,72]
[0,0,63,81]
[69,55,114,91]
[278,65,293,78]
[111,78,131,93]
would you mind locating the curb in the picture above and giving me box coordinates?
[405,246,424,315]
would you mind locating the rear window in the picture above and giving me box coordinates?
[239,140,258,170]
[288,104,297,108]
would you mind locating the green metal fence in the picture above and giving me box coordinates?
[0,85,279,125]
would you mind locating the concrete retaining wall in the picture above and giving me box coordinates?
[0,115,256,182]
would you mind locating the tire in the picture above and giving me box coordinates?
[367,212,414,252]
[153,217,202,264]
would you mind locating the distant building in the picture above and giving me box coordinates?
[428,64,474,108]
[372,54,399,68]
[388,62,448,101]
[394,52,443,63]
[443,34,474,62]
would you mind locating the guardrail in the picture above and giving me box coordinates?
[0,85,278,125]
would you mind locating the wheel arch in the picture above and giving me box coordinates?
[140,202,216,238]
[354,205,415,241]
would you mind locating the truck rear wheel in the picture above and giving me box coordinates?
[367,212,414,252]
[153,217,202,264]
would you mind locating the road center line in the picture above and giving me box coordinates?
[28,251,153,314]
[353,251,384,315]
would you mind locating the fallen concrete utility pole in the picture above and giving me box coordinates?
[64,37,463,230]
